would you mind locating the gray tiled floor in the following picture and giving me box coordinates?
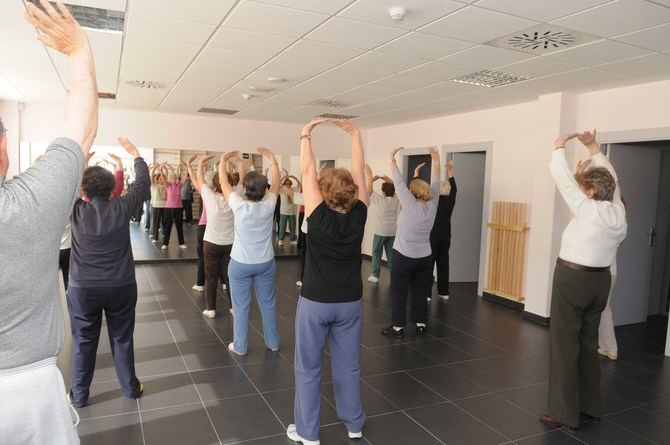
[59,260,670,445]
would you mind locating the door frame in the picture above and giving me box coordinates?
[398,142,492,296]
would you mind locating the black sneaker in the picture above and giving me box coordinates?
[415,325,427,335]
[381,325,404,337]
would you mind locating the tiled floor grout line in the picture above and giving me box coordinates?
[164,264,289,436]
[142,266,224,445]
[444,400,516,444]
[399,410,448,445]
[595,417,659,444]
[136,399,146,445]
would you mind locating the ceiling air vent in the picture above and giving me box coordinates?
[486,25,597,55]
[27,1,124,33]
[316,113,358,120]
[98,92,116,99]
[312,99,350,108]
[450,70,530,88]
[126,80,166,89]
[198,108,239,115]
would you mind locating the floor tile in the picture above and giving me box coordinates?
[241,359,296,392]
[570,419,655,445]
[141,403,219,445]
[448,358,528,391]
[78,412,143,445]
[205,394,285,444]
[75,381,139,419]
[516,429,586,444]
[190,366,257,401]
[367,343,439,371]
[408,364,489,400]
[363,372,445,409]
[604,407,670,444]
[263,387,340,427]
[138,372,200,411]
[322,380,398,417]
[363,412,444,445]
[181,343,238,371]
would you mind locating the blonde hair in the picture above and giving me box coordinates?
[318,168,359,212]
[409,178,432,201]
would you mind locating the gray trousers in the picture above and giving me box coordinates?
[548,262,611,427]
[294,297,365,441]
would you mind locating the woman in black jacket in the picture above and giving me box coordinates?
[430,161,456,301]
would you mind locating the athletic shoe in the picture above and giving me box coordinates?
[381,325,404,337]
[286,424,320,445]
[598,348,618,360]
[228,342,247,356]
[367,275,379,284]
[192,284,204,292]
[66,390,85,408]
[416,325,427,336]
[222,284,227,290]
[202,310,216,319]
[229,308,234,315]
[427,297,432,302]
[290,240,298,245]
[268,346,279,352]
[348,431,363,440]
[439,294,450,301]
[151,239,157,243]
[296,280,303,287]
[278,240,284,246]
[179,244,187,249]
[126,382,144,400]
[161,245,167,250]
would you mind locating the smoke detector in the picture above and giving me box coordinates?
[388,6,407,21]
[126,80,166,89]
[242,94,254,100]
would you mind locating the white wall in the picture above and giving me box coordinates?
[0,100,20,178]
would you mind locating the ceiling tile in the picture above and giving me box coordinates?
[186,62,254,81]
[160,90,215,113]
[130,0,236,25]
[224,1,328,38]
[438,45,532,69]
[287,77,363,99]
[250,0,354,14]
[499,56,584,77]
[339,51,427,77]
[209,28,296,54]
[338,0,464,30]
[596,53,670,76]
[377,32,474,60]
[253,58,340,82]
[552,0,670,38]
[613,23,670,52]
[0,0,29,24]
[120,56,190,84]
[367,72,444,91]
[548,39,652,65]
[474,0,612,22]
[329,84,412,106]
[197,45,273,71]
[122,38,201,62]
[126,14,215,45]
[275,40,366,64]
[401,61,475,81]
[305,16,406,49]
[420,6,538,43]
[207,88,264,111]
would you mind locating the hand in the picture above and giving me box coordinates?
[302,117,330,136]
[117,137,140,158]
[332,119,360,136]
[577,130,599,149]
[187,155,197,165]
[257,147,277,163]
[24,1,89,56]
[446,161,454,178]
[372,175,381,182]
[414,162,426,177]
[575,159,591,175]
[428,146,439,159]
[381,175,393,183]
[108,153,122,169]
[199,155,214,169]
[222,151,239,162]
[85,150,96,165]
[554,132,579,149]
[389,146,403,163]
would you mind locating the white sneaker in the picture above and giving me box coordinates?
[296,280,303,287]
[290,240,298,245]
[427,297,432,302]
[228,342,246,356]
[222,284,227,290]
[598,348,618,360]
[151,239,157,243]
[179,244,187,249]
[278,240,284,246]
[286,424,320,445]
[439,294,449,301]
[161,245,167,250]
[192,284,204,292]
[229,308,234,315]
[348,431,363,440]
[202,310,216,319]
[367,275,379,284]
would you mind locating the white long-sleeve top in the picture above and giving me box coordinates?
[549,149,627,267]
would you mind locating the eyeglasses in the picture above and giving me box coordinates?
[0,129,6,136]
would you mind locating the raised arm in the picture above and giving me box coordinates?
[0,129,8,181]
[333,119,368,205]
[578,129,621,203]
[550,133,586,214]
[197,155,214,193]
[365,164,375,199]
[257,148,279,196]
[389,146,415,206]
[108,153,125,198]
[218,151,238,199]
[429,147,441,197]
[446,161,457,201]
[25,0,97,153]
[300,118,330,214]
[186,155,201,191]
[118,137,149,212]
[413,162,426,179]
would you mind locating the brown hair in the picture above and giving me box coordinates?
[212,173,235,193]
[318,168,359,212]
[381,181,395,197]
[409,178,432,201]
[575,167,616,201]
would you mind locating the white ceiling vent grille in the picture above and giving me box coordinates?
[199,108,239,115]
[28,1,124,33]
[126,80,166,89]
[312,99,350,108]
[316,113,358,120]
[486,25,597,55]
[450,70,530,88]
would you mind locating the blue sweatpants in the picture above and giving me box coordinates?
[294,296,365,441]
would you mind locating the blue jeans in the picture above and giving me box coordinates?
[371,235,394,278]
[294,296,365,441]
[228,259,280,353]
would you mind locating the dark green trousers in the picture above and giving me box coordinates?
[548,262,611,428]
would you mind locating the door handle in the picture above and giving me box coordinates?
[647,227,656,247]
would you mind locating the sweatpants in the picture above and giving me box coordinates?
[196,224,206,287]
[203,241,232,310]
[162,207,185,246]
[548,262,610,428]
[59,248,71,291]
[66,284,141,405]
[279,214,297,241]
[294,297,365,441]
[389,249,432,327]
[182,199,193,223]
[430,236,451,295]
[370,234,394,278]
[152,207,164,240]
[144,200,152,230]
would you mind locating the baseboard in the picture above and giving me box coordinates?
[482,291,524,311]
[522,311,550,326]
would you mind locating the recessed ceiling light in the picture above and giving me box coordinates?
[27,0,124,34]
[450,70,531,88]
[126,80,166,89]
[267,77,287,83]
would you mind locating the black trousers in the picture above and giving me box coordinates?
[182,199,193,223]
[59,248,70,291]
[274,194,281,232]
[389,249,433,327]
[67,283,140,404]
[196,224,206,286]
[203,241,232,310]
[430,236,451,295]
[297,211,305,249]
[163,207,185,246]
[152,207,164,241]
[548,262,611,428]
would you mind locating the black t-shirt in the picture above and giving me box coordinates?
[301,200,368,303]
[430,177,457,241]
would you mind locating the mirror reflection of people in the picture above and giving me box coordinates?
[159,162,187,250]
[540,130,627,431]
[278,174,301,246]
[365,165,399,284]
[429,161,456,301]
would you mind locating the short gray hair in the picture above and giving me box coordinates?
[575,167,616,201]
